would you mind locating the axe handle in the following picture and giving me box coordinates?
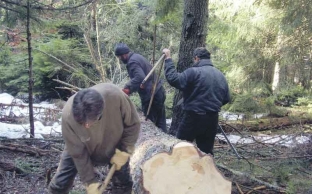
[141,54,165,87]
[99,164,116,193]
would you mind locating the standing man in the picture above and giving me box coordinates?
[114,43,167,132]
[48,83,141,194]
[162,47,230,155]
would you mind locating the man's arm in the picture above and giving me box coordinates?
[163,58,195,90]
[125,62,146,93]
[119,94,141,154]
[62,121,96,183]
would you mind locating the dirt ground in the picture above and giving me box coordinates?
[0,136,137,194]
[0,118,311,194]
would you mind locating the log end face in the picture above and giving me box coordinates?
[142,142,232,194]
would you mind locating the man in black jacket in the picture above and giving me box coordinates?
[162,47,230,155]
[114,43,167,132]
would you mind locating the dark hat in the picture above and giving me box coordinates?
[114,43,130,56]
[193,47,211,59]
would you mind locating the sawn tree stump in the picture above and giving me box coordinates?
[129,119,231,194]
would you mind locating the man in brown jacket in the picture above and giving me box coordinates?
[48,83,141,194]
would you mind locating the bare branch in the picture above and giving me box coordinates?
[53,79,81,91]
[0,0,96,10]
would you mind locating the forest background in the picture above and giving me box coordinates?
[1,0,312,121]
[0,0,312,193]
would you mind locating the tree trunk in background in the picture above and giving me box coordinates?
[272,61,280,93]
[27,0,35,138]
[91,0,97,32]
[130,119,231,194]
[169,0,208,135]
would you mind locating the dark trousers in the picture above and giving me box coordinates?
[48,151,77,194]
[177,110,219,155]
[48,150,132,194]
[142,87,167,132]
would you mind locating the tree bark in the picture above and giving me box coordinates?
[130,119,231,194]
[26,0,35,138]
[169,0,209,135]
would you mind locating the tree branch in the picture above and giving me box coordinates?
[53,79,81,91]
[217,164,287,193]
[0,0,96,10]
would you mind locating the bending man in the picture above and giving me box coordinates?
[48,83,141,194]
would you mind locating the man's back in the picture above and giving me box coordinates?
[182,59,230,113]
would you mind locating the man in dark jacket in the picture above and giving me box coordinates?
[114,43,167,132]
[162,47,230,155]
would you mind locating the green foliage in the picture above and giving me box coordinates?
[164,87,174,118]
[129,93,142,111]
[228,93,263,114]
[0,51,29,95]
[95,0,181,61]
[0,0,43,28]
[209,0,312,95]
[57,23,84,39]
[275,85,307,106]
[0,45,12,66]
[33,37,97,98]
[296,97,312,106]
[153,0,183,23]
[283,163,312,194]
[15,159,40,173]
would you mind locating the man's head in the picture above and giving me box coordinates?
[114,43,130,64]
[193,47,211,62]
[72,88,104,128]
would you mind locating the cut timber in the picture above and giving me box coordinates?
[130,120,231,194]
[143,142,231,194]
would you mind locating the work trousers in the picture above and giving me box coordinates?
[48,150,132,194]
[177,110,219,155]
[142,86,167,132]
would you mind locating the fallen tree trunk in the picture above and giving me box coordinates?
[129,119,231,194]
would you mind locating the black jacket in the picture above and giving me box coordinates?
[125,53,163,103]
[164,58,230,113]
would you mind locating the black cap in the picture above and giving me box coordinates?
[114,43,130,56]
[193,47,210,59]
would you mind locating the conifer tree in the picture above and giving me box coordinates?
[169,0,208,135]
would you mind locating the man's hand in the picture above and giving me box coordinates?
[85,182,102,194]
[110,149,130,170]
[162,48,171,59]
[122,88,130,96]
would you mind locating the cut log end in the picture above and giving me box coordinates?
[142,142,231,194]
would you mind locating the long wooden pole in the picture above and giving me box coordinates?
[145,59,165,120]
[140,54,165,88]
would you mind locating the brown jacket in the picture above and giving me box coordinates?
[61,83,140,183]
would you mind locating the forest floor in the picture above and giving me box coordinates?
[0,111,311,194]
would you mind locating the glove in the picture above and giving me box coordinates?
[122,88,130,96]
[85,182,102,194]
[110,149,130,170]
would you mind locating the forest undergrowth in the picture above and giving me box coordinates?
[0,113,311,194]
